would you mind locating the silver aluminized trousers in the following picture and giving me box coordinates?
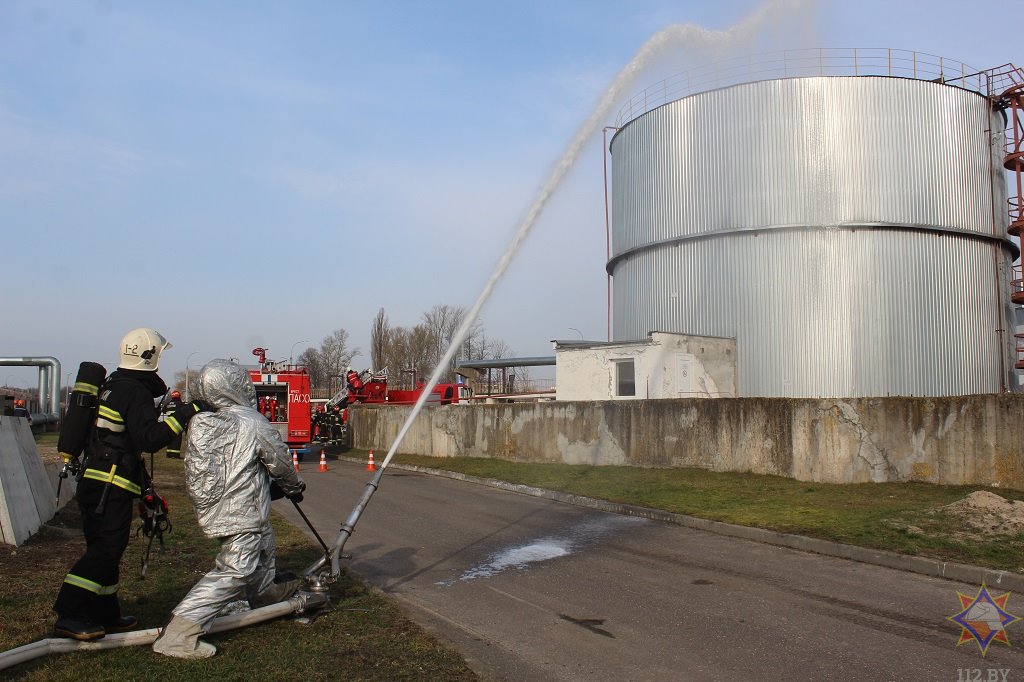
[172,527,277,630]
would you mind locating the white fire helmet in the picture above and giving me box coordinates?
[118,327,172,371]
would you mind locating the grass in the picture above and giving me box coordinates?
[1,445,478,681]
[388,452,1024,574]
[14,433,1024,676]
[33,431,57,446]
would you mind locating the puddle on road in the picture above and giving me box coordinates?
[436,515,646,586]
[459,541,571,581]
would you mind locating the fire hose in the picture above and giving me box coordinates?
[0,591,328,671]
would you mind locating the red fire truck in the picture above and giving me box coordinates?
[248,348,472,459]
[311,367,470,446]
[337,367,470,406]
[249,348,314,458]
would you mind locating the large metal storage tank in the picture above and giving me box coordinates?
[609,59,1017,398]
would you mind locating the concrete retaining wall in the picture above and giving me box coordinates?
[350,395,1024,489]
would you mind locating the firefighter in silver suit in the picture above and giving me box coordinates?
[153,358,305,659]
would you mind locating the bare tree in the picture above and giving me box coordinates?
[370,308,390,372]
[297,347,324,386]
[406,323,436,385]
[486,338,513,361]
[322,328,357,379]
[421,305,461,366]
[300,329,358,389]
[420,304,482,382]
[371,305,515,386]
[172,368,201,398]
[374,321,409,378]
[462,329,495,361]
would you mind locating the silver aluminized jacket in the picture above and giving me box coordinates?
[184,359,303,538]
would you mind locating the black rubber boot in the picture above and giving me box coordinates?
[103,615,138,633]
[54,618,105,641]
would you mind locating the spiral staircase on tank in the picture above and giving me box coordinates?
[994,67,1024,369]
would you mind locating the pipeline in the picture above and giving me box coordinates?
[0,356,62,419]
[28,412,59,425]
[0,591,328,672]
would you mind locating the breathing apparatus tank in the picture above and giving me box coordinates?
[57,361,107,463]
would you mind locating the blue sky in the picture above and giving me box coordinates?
[1,0,1019,389]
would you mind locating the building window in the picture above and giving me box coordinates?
[615,359,635,397]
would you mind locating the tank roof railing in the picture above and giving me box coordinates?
[615,47,1021,126]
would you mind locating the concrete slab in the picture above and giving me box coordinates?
[11,418,55,524]
[0,417,43,545]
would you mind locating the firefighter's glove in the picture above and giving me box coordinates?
[166,401,202,435]
[192,399,215,413]
[269,481,285,500]
[285,481,306,504]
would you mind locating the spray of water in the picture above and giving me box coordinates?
[377,0,814,472]
[308,0,818,582]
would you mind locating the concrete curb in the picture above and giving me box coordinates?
[339,456,1024,593]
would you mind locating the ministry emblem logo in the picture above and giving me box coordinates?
[948,583,1020,655]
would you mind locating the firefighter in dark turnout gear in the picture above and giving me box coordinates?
[163,390,183,458]
[53,328,205,641]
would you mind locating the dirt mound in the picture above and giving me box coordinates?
[934,491,1024,536]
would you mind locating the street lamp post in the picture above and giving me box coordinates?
[290,340,309,366]
[568,327,584,340]
[185,352,199,401]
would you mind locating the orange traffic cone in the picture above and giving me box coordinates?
[365,450,376,472]
[292,451,300,471]
[318,450,329,472]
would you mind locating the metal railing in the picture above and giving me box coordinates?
[615,48,1021,126]
[309,377,557,403]
[462,377,555,396]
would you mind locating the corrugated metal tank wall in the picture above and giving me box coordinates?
[609,76,1016,398]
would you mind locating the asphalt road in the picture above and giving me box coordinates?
[275,458,1024,681]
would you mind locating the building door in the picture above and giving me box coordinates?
[677,354,695,397]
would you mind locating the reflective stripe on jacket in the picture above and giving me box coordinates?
[82,370,177,496]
